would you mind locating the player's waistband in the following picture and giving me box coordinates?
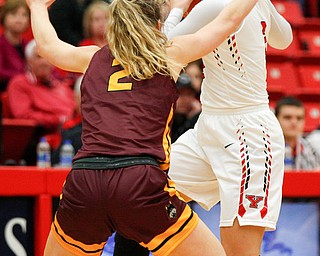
[202,103,270,115]
[72,156,159,170]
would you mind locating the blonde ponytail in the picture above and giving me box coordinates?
[107,0,182,80]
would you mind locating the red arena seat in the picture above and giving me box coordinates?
[298,29,320,57]
[297,64,320,99]
[304,102,320,133]
[1,119,37,164]
[267,62,301,99]
[272,0,305,27]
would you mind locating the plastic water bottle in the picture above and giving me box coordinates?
[60,139,74,168]
[284,143,293,170]
[37,137,51,168]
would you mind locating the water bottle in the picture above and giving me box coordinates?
[37,137,51,168]
[60,139,74,168]
[284,143,293,170]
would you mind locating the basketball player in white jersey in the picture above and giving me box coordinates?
[166,0,293,255]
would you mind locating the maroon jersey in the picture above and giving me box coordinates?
[75,46,178,170]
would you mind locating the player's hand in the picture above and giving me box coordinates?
[167,0,194,14]
[26,0,55,8]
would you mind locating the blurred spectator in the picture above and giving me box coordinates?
[0,0,30,91]
[48,0,110,84]
[51,75,83,166]
[7,39,76,165]
[306,124,320,156]
[275,96,320,170]
[78,0,110,47]
[172,72,201,142]
[184,59,203,99]
[48,0,110,46]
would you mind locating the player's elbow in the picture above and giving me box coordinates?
[35,38,54,58]
[36,44,49,58]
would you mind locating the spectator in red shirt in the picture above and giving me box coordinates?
[7,39,76,164]
[0,0,30,91]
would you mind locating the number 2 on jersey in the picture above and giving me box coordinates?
[108,59,133,91]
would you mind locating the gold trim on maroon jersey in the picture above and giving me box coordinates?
[159,104,175,171]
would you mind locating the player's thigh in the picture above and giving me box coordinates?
[170,218,226,256]
[170,128,219,210]
[220,218,265,256]
[44,230,76,256]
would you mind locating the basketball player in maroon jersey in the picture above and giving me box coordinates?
[27,0,258,255]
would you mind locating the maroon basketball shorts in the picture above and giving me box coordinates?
[51,157,199,256]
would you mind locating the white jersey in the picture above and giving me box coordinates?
[165,0,292,230]
[168,0,292,112]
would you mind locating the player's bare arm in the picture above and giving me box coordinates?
[167,0,226,38]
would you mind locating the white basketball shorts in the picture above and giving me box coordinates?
[169,105,285,230]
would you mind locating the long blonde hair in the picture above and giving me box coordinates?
[107,0,181,80]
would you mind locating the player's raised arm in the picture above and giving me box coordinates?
[168,0,259,65]
[167,0,226,39]
[26,0,99,73]
[161,0,194,36]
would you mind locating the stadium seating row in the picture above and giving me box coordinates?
[267,61,320,133]
[267,1,320,133]
[272,0,320,26]
[268,1,320,61]
[267,62,320,98]
[0,93,37,164]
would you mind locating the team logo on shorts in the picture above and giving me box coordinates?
[166,201,177,219]
[245,194,264,209]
